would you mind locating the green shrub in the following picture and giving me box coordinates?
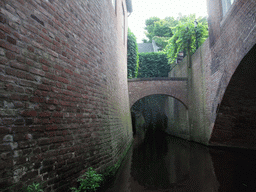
[100,142,133,190]
[137,52,170,78]
[71,167,103,192]
[23,183,43,192]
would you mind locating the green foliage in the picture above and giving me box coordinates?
[127,28,139,79]
[143,14,208,63]
[142,38,148,43]
[100,142,133,190]
[71,167,103,192]
[144,17,161,43]
[165,14,208,64]
[24,183,43,192]
[137,52,170,78]
[102,165,117,183]
[71,143,133,192]
[144,16,178,48]
[152,20,173,37]
[100,160,121,189]
[152,36,170,51]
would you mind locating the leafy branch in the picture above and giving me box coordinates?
[165,14,208,64]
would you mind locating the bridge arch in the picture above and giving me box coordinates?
[210,44,256,148]
[128,78,188,109]
[131,94,187,110]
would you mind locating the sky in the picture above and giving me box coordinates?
[128,0,208,43]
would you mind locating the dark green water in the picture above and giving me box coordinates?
[105,130,256,192]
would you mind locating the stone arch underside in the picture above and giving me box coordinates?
[210,44,256,148]
[128,80,188,108]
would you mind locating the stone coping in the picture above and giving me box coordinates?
[128,77,188,82]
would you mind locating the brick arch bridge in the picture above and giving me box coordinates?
[128,77,188,108]
[209,44,256,147]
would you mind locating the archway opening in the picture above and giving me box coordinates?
[210,44,256,148]
[131,94,189,140]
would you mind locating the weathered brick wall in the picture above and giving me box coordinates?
[164,96,189,140]
[168,42,211,144]
[169,0,255,146]
[169,56,188,78]
[205,0,256,145]
[210,44,256,148]
[167,53,189,140]
[0,0,133,191]
[187,39,212,144]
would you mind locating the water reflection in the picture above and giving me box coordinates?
[105,130,256,192]
[210,147,256,192]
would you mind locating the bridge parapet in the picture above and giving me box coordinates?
[128,78,188,108]
[128,77,188,82]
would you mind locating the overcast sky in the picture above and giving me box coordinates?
[128,0,208,43]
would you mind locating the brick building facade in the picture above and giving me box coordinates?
[0,0,133,191]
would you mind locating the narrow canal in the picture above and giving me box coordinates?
[105,129,256,192]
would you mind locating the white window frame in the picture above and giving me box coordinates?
[112,0,116,12]
[122,3,125,44]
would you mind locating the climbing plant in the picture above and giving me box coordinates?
[137,52,169,78]
[165,14,208,64]
[127,28,139,79]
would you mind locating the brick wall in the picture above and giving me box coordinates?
[169,56,188,78]
[169,0,256,146]
[164,96,189,140]
[210,44,256,148]
[206,0,256,145]
[0,0,133,191]
[166,55,189,140]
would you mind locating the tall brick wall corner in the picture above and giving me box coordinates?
[168,0,256,147]
[0,0,133,191]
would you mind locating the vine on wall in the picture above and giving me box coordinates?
[127,28,139,79]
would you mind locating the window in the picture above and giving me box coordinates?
[122,3,125,44]
[222,0,234,17]
[112,0,116,11]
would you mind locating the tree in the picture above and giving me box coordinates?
[143,14,208,56]
[165,14,208,64]
[142,39,148,43]
[144,17,161,43]
[127,28,139,79]
[152,36,170,51]
[144,17,178,49]
[152,20,172,37]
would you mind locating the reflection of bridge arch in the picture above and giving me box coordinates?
[128,77,188,108]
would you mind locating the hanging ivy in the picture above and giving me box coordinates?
[165,14,208,64]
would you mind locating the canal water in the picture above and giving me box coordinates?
[105,130,256,192]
